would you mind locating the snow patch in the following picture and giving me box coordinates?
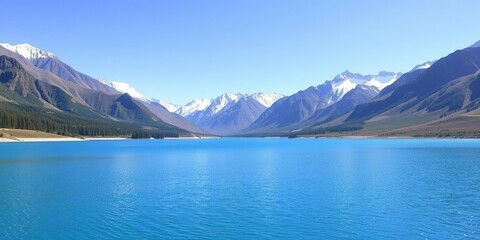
[110,81,151,102]
[412,61,435,71]
[151,99,180,112]
[176,98,213,116]
[0,43,56,59]
[331,79,357,98]
[249,92,284,107]
[210,93,243,114]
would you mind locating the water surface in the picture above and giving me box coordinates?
[0,138,479,239]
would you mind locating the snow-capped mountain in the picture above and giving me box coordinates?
[151,99,180,113]
[178,92,284,118]
[176,98,213,116]
[105,80,202,132]
[412,61,435,71]
[198,93,284,135]
[209,93,244,115]
[249,93,285,108]
[0,43,56,59]
[176,93,242,118]
[240,71,400,134]
[110,81,151,102]
[184,93,243,126]
[107,81,180,113]
[0,43,119,94]
[177,92,284,135]
[331,70,400,94]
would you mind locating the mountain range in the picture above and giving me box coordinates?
[1,40,480,138]
[179,92,284,135]
[240,71,400,134]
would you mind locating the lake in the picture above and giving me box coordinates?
[0,138,479,239]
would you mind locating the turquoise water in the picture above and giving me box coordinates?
[0,138,479,239]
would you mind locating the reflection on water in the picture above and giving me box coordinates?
[0,139,479,239]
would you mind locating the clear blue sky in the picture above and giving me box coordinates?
[2,0,479,105]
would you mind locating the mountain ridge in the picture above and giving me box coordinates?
[2,40,480,138]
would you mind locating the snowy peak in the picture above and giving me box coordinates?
[412,61,435,71]
[329,70,400,94]
[105,81,180,112]
[210,93,244,114]
[176,98,213,116]
[248,92,284,107]
[110,81,150,102]
[0,43,56,59]
[333,70,372,84]
[330,79,357,98]
[96,77,109,85]
[151,99,180,112]
[363,72,400,91]
[177,92,284,117]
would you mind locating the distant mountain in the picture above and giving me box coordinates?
[184,93,243,126]
[412,61,435,71]
[107,81,203,133]
[176,98,213,117]
[300,84,380,128]
[178,92,283,135]
[3,40,480,138]
[0,43,56,59]
[110,81,150,102]
[0,55,94,115]
[241,71,400,134]
[347,47,480,123]
[108,81,180,112]
[152,99,180,113]
[0,44,197,136]
[0,55,183,137]
[0,43,119,95]
[0,43,201,133]
[199,94,284,135]
[249,92,285,108]
[299,45,480,137]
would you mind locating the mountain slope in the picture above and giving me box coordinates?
[142,101,204,133]
[185,93,242,127]
[241,71,399,134]
[179,92,283,135]
[0,55,184,132]
[304,84,380,127]
[0,55,184,137]
[108,81,203,133]
[199,96,268,135]
[0,55,96,115]
[176,98,213,117]
[110,81,150,102]
[347,47,480,124]
[469,40,480,49]
[0,43,119,95]
[0,45,197,132]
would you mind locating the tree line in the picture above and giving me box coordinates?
[0,103,179,139]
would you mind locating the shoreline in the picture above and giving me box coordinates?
[0,138,130,143]
[2,136,479,143]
